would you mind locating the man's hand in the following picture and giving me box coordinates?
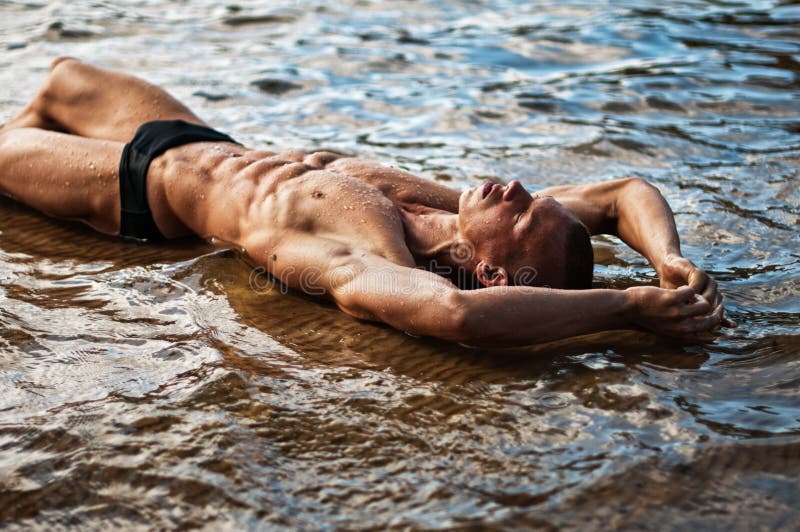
[626,285,725,342]
[657,253,736,328]
[658,253,718,301]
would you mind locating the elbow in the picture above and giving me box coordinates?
[398,290,471,342]
[609,177,662,221]
[426,290,472,343]
[623,177,660,195]
[610,177,660,200]
[425,291,535,348]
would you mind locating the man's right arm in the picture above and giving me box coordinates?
[333,275,719,347]
[254,232,720,346]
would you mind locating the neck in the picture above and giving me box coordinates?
[399,207,476,273]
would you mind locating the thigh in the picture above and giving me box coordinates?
[0,128,123,234]
[45,58,207,142]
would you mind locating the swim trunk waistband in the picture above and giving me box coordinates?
[118,119,240,242]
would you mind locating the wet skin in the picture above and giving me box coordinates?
[459,180,583,286]
[0,57,733,346]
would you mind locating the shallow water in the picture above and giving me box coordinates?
[0,0,799,528]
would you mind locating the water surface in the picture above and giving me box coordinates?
[0,0,798,528]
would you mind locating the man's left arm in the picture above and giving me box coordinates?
[542,178,731,321]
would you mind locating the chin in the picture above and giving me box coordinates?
[457,189,471,213]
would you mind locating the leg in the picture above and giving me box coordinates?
[2,57,206,142]
[0,128,122,234]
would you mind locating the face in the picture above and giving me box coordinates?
[458,180,580,286]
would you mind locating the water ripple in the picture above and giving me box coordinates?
[0,0,798,528]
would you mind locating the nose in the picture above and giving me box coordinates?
[503,180,525,201]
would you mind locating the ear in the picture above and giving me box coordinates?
[475,259,509,287]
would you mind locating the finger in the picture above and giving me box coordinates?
[701,277,718,307]
[674,285,697,303]
[683,305,723,333]
[707,305,724,330]
[721,311,737,328]
[712,290,722,309]
[689,268,709,294]
[714,297,737,328]
[679,297,712,317]
[714,292,724,308]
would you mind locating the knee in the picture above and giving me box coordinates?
[45,56,84,92]
[0,128,25,158]
[33,57,80,112]
[50,56,80,72]
[45,56,82,92]
[0,128,23,149]
[0,127,43,151]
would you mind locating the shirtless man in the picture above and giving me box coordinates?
[0,58,733,346]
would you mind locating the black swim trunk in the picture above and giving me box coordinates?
[118,119,240,242]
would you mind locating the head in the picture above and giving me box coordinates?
[457,180,593,289]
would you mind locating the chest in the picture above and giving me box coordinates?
[265,172,414,264]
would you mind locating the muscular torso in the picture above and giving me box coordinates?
[148,142,460,271]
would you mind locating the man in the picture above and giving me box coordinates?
[0,58,733,347]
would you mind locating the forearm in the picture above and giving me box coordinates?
[615,179,682,273]
[456,287,633,346]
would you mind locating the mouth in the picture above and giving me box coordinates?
[482,181,496,198]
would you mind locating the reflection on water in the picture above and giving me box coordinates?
[0,0,798,528]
